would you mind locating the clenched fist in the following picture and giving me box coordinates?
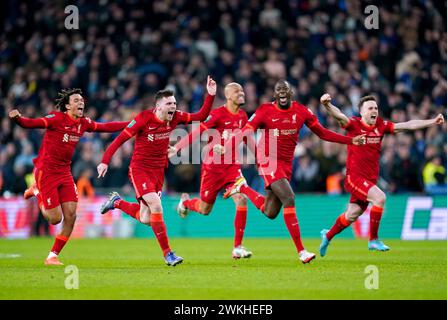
[320,94,331,106]
[9,109,21,119]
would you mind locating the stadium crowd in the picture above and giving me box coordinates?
[1,0,447,198]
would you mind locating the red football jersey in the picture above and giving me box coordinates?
[125,109,190,169]
[23,111,116,170]
[343,116,394,182]
[247,101,318,163]
[201,106,248,170]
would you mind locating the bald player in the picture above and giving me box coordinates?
[169,82,256,259]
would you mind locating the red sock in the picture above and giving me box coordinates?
[326,213,351,241]
[183,198,203,213]
[51,235,68,255]
[240,184,265,212]
[115,199,140,221]
[234,206,247,247]
[283,207,304,252]
[369,206,383,240]
[150,213,171,256]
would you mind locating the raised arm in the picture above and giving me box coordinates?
[393,114,444,133]
[320,94,350,127]
[97,116,144,178]
[168,123,207,158]
[9,109,49,129]
[308,121,365,145]
[187,76,216,122]
[89,121,129,133]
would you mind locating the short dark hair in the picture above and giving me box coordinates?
[358,95,376,110]
[55,88,83,112]
[154,89,175,104]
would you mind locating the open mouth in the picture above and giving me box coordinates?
[279,96,288,104]
[167,110,175,116]
[371,115,377,120]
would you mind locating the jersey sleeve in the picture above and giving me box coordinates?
[177,94,215,124]
[302,106,319,129]
[246,106,265,131]
[101,112,145,165]
[85,117,129,132]
[14,112,60,129]
[340,118,354,130]
[383,120,395,134]
[201,111,219,129]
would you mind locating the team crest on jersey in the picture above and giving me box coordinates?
[292,114,297,123]
[127,120,136,128]
[45,114,55,119]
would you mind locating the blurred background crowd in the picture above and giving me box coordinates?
[1,0,447,199]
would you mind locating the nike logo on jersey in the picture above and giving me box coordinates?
[272,119,280,122]
[148,126,157,130]
[225,121,231,125]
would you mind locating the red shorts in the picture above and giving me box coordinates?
[258,160,292,189]
[34,167,78,210]
[200,165,243,204]
[345,174,374,210]
[128,166,164,199]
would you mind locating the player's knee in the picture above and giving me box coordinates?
[346,212,359,223]
[233,194,247,207]
[200,206,212,215]
[281,196,295,208]
[149,204,163,213]
[264,209,279,220]
[140,215,151,225]
[373,192,386,207]
[48,214,63,225]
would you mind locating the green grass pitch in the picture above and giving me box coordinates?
[0,238,446,299]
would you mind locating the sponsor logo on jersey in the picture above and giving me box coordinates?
[62,133,80,142]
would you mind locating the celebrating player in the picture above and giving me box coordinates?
[169,82,258,259]
[98,76,216,266]
[9,88,129,265]
[319,94,444,256]
[221,80,366,264]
